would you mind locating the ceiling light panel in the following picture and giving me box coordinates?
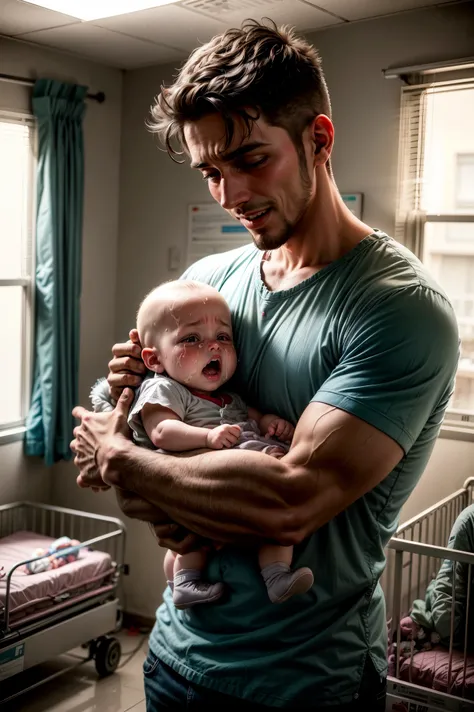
[20,0,181,22]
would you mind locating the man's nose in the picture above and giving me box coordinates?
[219,173,251,210]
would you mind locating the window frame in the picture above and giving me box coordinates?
[395,78,474,440]
[0,110,37,443]
[423,212,474,436]
[455,153,474,210]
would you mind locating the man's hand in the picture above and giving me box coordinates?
[114,489,208,555]
[264,417,294,443]
[108,329,146,402]
[71,389,134,489]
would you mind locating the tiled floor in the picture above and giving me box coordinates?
[2,630,148,712]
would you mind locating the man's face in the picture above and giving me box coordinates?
[184,114,315,251]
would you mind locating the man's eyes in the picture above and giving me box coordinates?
[202,156,268,181]
[244,156,267,169]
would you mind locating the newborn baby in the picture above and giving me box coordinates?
[92,280,313,609]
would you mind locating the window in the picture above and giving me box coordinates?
[396,77,474,431]
[0,113,36,436]
[456,154,474,209]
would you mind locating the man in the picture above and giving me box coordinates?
[71,20,459,711]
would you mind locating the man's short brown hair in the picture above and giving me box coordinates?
[148,19,331,163]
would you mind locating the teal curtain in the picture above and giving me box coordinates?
[25,79,87,465]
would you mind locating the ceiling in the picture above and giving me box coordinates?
[0,0,463,70]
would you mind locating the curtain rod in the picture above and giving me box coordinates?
[0,72,105,102]
[382,56,474,80]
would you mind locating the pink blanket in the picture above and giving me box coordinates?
[0,531,113,621]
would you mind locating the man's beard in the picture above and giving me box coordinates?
[251,156,313,252]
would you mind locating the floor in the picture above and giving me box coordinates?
[3,629,148,712]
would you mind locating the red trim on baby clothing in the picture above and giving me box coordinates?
[188,388,233,408]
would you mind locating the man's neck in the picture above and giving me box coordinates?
[261,171,374,292]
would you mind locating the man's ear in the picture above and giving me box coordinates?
[311,114,334,166]
[141,347,165,373]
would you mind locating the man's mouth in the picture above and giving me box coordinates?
[239,207,271,228]
[202,359,221,377]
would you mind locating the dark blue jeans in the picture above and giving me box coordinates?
[143,650,387,711]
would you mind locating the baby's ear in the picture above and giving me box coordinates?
[141,347,165,373]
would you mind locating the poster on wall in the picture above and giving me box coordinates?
[341,193,363,219]
[187,203,251,267]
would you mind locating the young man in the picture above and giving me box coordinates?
[71,20,459,711]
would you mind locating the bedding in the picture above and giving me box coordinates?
[0,531,114,626]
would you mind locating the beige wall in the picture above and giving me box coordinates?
[0,39,122,512]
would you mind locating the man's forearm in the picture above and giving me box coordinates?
[101,439,299,546]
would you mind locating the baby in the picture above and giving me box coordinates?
[92,280,313,610]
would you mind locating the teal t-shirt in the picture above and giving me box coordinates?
[148,231,459,707]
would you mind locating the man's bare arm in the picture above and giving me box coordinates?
[98,400,404,546]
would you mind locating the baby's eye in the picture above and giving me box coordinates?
[217,333,232,342]
[181,335,199,343]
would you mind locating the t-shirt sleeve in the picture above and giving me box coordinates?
[312,285,459,454]
[128,377,189,442]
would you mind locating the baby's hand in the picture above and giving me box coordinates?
[265,418,294,443]
[207,424,241,449]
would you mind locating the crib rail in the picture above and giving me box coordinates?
[0,502,126,634]
[384,479,474,619]
[386,478,474,708]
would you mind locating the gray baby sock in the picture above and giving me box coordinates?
[261,562,314,604]
[173,568,225,610]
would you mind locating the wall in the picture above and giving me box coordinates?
[0,39,122,509]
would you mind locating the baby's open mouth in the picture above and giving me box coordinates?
[202,359,221,377]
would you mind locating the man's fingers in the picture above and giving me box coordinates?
[72,405,89,420]
[152,523,180,539]
[108,373,143,390]
[115,388,134,417]
[108,355,145,374]
[129,329,141,345]
[111,342,142,360]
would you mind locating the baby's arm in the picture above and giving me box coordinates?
[248,407,295,443]
[141,403,241,451]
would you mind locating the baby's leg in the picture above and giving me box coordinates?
[172,548,225,610]
[259,544,314,604]
[164,549,177,591]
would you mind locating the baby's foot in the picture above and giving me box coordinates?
[261,563,314,603]
[173,568,225,610]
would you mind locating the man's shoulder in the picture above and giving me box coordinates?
[182,243,257,288]
[367,231,447,296]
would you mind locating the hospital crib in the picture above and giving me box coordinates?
[0,501,126,705]
[385,478,474,711]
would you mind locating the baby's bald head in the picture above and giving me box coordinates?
[137,280,228,349]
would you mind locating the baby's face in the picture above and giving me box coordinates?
[155,292,237,392]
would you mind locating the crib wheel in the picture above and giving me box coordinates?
[95,636,122,676]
